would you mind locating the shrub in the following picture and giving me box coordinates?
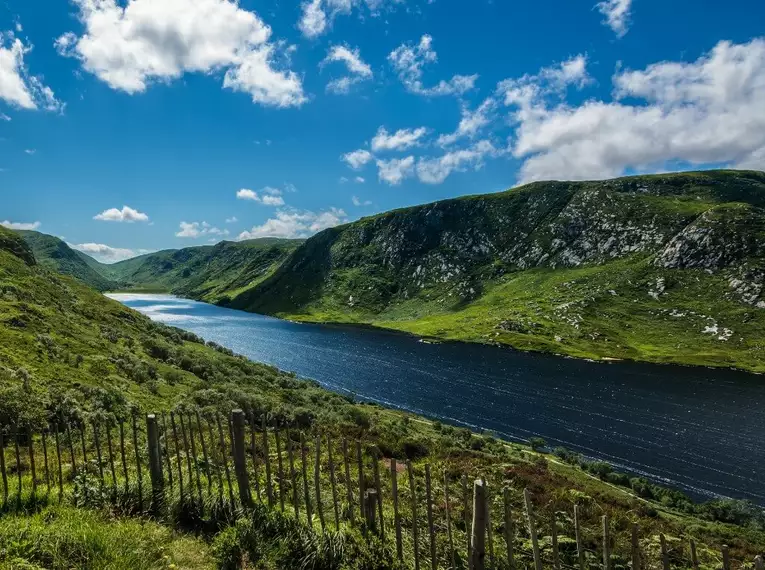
[529,437,547,452]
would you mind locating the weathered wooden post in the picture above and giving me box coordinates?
[314,434,325,531]
[287,431,299,516]
[92,421,104,493]
[462,475,472,565]
[754,555,764,570]
[659,533,669,570]
[275,428,285,511]
[471,479,487,570]
[262,416,274,508]
[42,430,50,494]
[131,413,143,511]
[689,539,699,570]
[632,523,641,570]
[206,417,224,500]
[106,423,117,495]
[248,411,261,502]
[503,488,514,570]
[54,426,64,501]
[391,458,403,561]
[483,478,494,567]
[186,413,203,506]
[524,488,542,570]
[118,420,128,489]
[356,441,365,521]
[27,425,37,495]
[79,422,89,503]
[13,427,22,507]
[407,460,421,570]
[342,439,353,523]
[373,453,384,541]
[170,413,184,499]
[722,545,731,570]
[301,433,313,523]
[445,472,456,570]
[603,515,612,570]
[327,435,340,530]
[425,464,437,570]
[551,510,560,570]
[161,413,173,492]
[178,413,195,502]
[0,431,7,505]
[365,488,379,535]
[194,412,211,494]
[215,414,235,505]
[146,414,164,512]
[231,410,252,508]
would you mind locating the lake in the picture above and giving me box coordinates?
[110,293,765,505]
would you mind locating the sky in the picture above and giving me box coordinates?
[1,0,764,262]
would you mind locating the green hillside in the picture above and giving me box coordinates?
[19,230,117,292]
[109,238,301,303]
[1,225,764,569]
[226,170,765,373]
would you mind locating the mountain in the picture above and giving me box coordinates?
[108,238,302,303]
[228,169,765,372]
[19,230,117,292]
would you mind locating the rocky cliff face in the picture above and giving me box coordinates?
[235,170,765,315]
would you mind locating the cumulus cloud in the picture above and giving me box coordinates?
[238,207,347,239]
[94,205,149,223]
[500,38,765,183]
[352,195,372,206]
[298,0,404,39]
[376,156,415,185]
[438,98,496,147]
[0,113,10,121]
[0,31,62,111]
[56,0,305,107]
[371,126,428,152]
[225,216,238,223]
[354,176,365,183]
[417,140,499,184]
[322,44,372,94]
[388,35,478,97]
[176,221,229,238]
[237,186,286,206]
[596,0,632,38]
[71,242,141,263]
[342,149,374,169]
[1,220,40,230]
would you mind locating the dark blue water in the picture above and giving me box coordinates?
[110,293,765,505]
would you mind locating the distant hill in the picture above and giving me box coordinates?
[108,238,302,304]
[19,230,117,292]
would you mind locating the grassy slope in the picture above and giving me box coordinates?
[19,230,117,292]
[108,238,301,304]
[229,170,765,373]
[1,226,764,567]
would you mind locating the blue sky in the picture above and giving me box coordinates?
[1,0,764,261]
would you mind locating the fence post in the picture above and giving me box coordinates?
[206,417,223,500]
[356,441,365,521]
[314,434,325,531]
[632,523,641,570]
[503,488,514,570]
[146,414,164,512]
[231,410,252,508]
[275,428,286,512]
[327,435,340,531]
[484,478,494,568]
[170,413,184,500]
[215,414,235,505]
[524,488,542,570]
[471,479,487,570]
[445,472,456,570]
[301,433,313,524]
[118,420,128,490]
[462,475,472,566]
[186,413,203,506]
[659,533,669,570]
[425,465,437,570]
[0,431,7,505]
[551,510,560,570]
[391,458,403,561]
[365,488,378,535]
[106,423,117,495]
[287,431,299,517]
[92,421,104,493]
[407,460,421,570]
[194,412,211,494]
[261,416,273,508]
[27,425,37,495]
[42,430,50,495]
[603,515,612,570]
[373,453,384,541]
[54,426,63,501]
[342,439,353,523]
[248,412,260,502]
[161,413,174,492]
[722,545,731,570]
[754,555,764,570]
[13,427,22,507]
[131,414,143,512]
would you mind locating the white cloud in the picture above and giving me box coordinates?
[388,35,478,97]
[238,207,347,239]
[237,187,286,206]
[0,32,62,111]
[342,149,374,169]
[94,205,149,223]
[23,149,35,155]
[354,176,365,183]
[225,216,238,223]
[500,38,765,183]
[1,220,40,230]
[352,195,372,206]
[0,113,10,121]
[56,0,305,108]
[298,0,404,39]
[376,156,415,185]
[417,140,499,184]
[71,242,140,262]
[322,44,372,94]
[596,0,632,38]
[176,221,229,238]
[438,98,496,146]
[371,126,428,152]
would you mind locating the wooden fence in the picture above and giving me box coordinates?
[0,409,762,570]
